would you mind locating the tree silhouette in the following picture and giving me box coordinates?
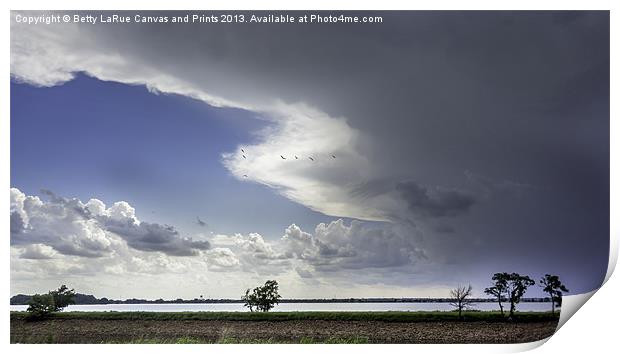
[49,285,76,312]
[505,273,535,318]
[242,280,282,312]
[484,273,509,316]
[539,274,569,314]
[449,284,474,320]
[242,288,259,312]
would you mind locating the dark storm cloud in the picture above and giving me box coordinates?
[104,220,210,256]
[349,178,399,200]
[39,188,93,219]
[396,181,477,218]
[10,211,25,235]
[464,170,535,198]
[280,221,425,271]
[49,242,109,258]
[433,224,455,234]
[11,11,609,293]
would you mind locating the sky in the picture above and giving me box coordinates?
[10,11,609,299]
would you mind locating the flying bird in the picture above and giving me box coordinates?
[243,174,248,178]
[295,155,298,159]
[196,217,207,227]
[308,157,314,161]
[242,155,246,159]
[241,149,245,153]
[331,155,336,159]
[281,155,286,160]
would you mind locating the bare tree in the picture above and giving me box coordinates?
[449,284,474,319]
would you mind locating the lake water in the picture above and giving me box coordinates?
[9,302,552,312]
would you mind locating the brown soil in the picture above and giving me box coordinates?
[10,318,558,344]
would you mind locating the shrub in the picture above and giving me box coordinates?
[26,294,56,319]
[25,285,76,320]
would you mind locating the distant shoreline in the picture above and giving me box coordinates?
[10,293,552,305]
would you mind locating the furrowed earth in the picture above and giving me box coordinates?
[10,311,559,344]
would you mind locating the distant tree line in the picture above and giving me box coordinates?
[450,273,569,320]
[18,273,568,318]
[11,293,552,305]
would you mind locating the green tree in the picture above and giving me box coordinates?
[505,273,535,318]
[49,285,76,311]
[26,294,56,319]
[484,273,509,316]
[449,284,473,320]
[539,274,569,314]
[241,288,259,312]
[242,280,281,312]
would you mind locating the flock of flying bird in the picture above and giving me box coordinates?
[196,148,338,227]
[239,148,336,178]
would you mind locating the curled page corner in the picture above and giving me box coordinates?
[554,239,618,332]
[511,337,552,352]
[510,236,618,350]
[500,292,596,353]
[556,290,597,330]
[603,232,619,285]
[504,289,604,352]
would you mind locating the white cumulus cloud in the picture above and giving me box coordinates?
[10,188,210,257]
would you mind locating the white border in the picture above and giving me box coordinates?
[2,1,616,353]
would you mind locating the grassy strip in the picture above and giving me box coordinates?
[11,310,559,323]
[14,335,371,344]
[99,336,370,344]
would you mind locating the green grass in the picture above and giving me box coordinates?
[10,310,559,323]
[103,336,206,344]
[98,336,370,344]
[212,336,370,344]
[300,336,370,344]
